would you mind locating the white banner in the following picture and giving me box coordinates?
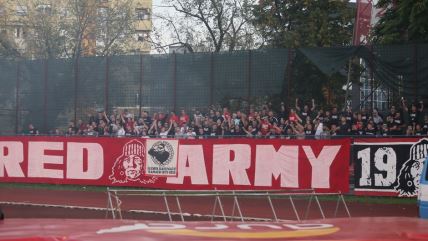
[145,139,179,177]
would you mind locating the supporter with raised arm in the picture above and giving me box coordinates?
[288,108,302,123]
[243,125,259,137]
[159,120,174,138]
[401,97,411,126]
[295,98,315,120]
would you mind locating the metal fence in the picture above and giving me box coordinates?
[0,49,289,135]
[1,44,428,135]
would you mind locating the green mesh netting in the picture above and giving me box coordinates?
[1,44,427,134]
[0,60,17,135]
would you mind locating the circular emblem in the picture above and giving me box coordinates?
[148,141,174,166]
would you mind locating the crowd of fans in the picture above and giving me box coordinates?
[24,98,428,139]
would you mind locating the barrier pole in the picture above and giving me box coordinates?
[341,194,351,217]
[211,193,218,222]
[217,192,227,222]
[314,194,325,219]
[289,196,300,221]
[106,188,115,219]
[175,195,184,222]
[230,194,236,221]
[304,192,314,220]
[163,192,172,222]
[266,192,278,222]
[114,190,122,219]
[334,194,341,217]
[232,191,244,222]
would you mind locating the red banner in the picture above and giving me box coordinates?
[0,136,350,192]
[354,0,373,45]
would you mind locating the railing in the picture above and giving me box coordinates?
[106,189,351,222]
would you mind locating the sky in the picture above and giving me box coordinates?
[150,0,358,53]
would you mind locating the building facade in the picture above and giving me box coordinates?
[0,0,152,58]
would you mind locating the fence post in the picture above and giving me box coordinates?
[286,49,293,104]
[139,55,143,117]
[104,56,110,114]
[74,57,79,124]
[15,61,21,134]
[210,52,214,106]
[173,53,177,112]
[43,59,48,133]
[248,50,252,100]
[413,44,418,100]
[369,45,374,109]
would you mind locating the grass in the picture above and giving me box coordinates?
[0,182,417,205]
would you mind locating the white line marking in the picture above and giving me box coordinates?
[353,189,397,193]
[0,201,289,222]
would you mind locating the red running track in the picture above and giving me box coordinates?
[1,217,428,241]
[0,187,418,220]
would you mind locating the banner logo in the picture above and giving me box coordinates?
[109,140,157,184]
[146,140,179,176]
[395,138,428,197]
[97,223,340,239]
[148,141,174,166]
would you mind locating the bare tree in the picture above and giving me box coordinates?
[93,0,135,56]
[0,1,24,58]
[1,0,137,59]
[20,1,66,59]
[153,0,260,53]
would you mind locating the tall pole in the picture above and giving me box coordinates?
[43,59,48,133]
[248,50,252,100]
[369,45,374,110]
[15,62,21,134]
[74,57,79,124]
[210,52,214,106]
[286,49,293,104]
[344,58,353,110]
[139,55,143,117]
[173,53,177,112]
[104,56,110,114]
[413,44,418,100]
